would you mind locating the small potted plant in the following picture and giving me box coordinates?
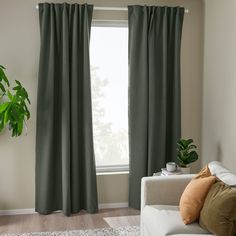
[176,138,198,174]
[0,65,30,136]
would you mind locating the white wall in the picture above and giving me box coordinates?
[0,0,203,210]
[202,0,236,172]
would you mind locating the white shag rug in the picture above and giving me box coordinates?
[0,226,140,236]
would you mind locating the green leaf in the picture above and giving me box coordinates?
[13,86,20,90]
[0,68,10,86]
[0,83,6,92]
[0,114,4,131]
[187,144,197,150]
[176,138,198,166]
[15,80,22,86]
[24,104,30,119]
[0,67,30,136]
[0,102,10,114]
[17,119,23,136]
[10,123,17,137]
[0,65,6,70]
[7,90,13,101]
[176,142,185,150]
[10,104,20,121]
[3,105,10,125]
[2,75,10,87]
[178,139,188,148]
[186,151,198,164]
[26,97,31,104]
[185,139,193,147]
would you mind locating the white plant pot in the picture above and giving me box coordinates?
[180,166,191,174]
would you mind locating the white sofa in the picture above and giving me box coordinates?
[140,174,213,236]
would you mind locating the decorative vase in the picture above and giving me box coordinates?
[180,166,191,174]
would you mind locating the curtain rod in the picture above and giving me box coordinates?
[36,5,189,13]
[94,6,189,13]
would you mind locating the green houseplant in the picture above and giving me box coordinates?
[176,138,198,169]
[0,65,30,136]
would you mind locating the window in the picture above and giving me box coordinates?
[90,22,129,172]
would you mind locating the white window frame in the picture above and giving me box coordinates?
[92,19,128,28]
[91,20,129,173]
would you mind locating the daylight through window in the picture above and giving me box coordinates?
[90,25,129,170]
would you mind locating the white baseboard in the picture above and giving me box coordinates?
[99,202,128,209]
[0,208,36,216]
[0,202,129,216]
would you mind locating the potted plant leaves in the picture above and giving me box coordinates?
[176,138,198,174]
[0,65,30,136]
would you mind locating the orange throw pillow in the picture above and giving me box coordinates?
[195,165,212,178]
[179,169,216,225]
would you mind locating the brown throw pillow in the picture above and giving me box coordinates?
[179,166,216,225]
[199,181,236,236]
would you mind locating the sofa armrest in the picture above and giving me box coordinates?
[141,174,195,211]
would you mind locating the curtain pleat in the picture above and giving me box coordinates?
[36,3,98,216]
[128,5,184,209]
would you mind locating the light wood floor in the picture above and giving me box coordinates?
[0,208,140,234]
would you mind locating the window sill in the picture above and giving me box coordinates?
[96,164,129,173]
[96,171,129,176]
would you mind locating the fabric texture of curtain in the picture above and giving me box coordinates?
[36,3,98,216]
[128,5,184,209]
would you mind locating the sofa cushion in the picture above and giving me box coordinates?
[196,165,212,178]
[208,161,236,186]
[179,175,216,224]
[142,205,210,236]
[170,235,212,236]
[199,181,236,236]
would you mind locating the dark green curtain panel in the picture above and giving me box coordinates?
[36,3,98,216]
[128,6,184,209]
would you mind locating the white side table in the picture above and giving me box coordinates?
[153,172,183,176]
[153,172,162,176]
